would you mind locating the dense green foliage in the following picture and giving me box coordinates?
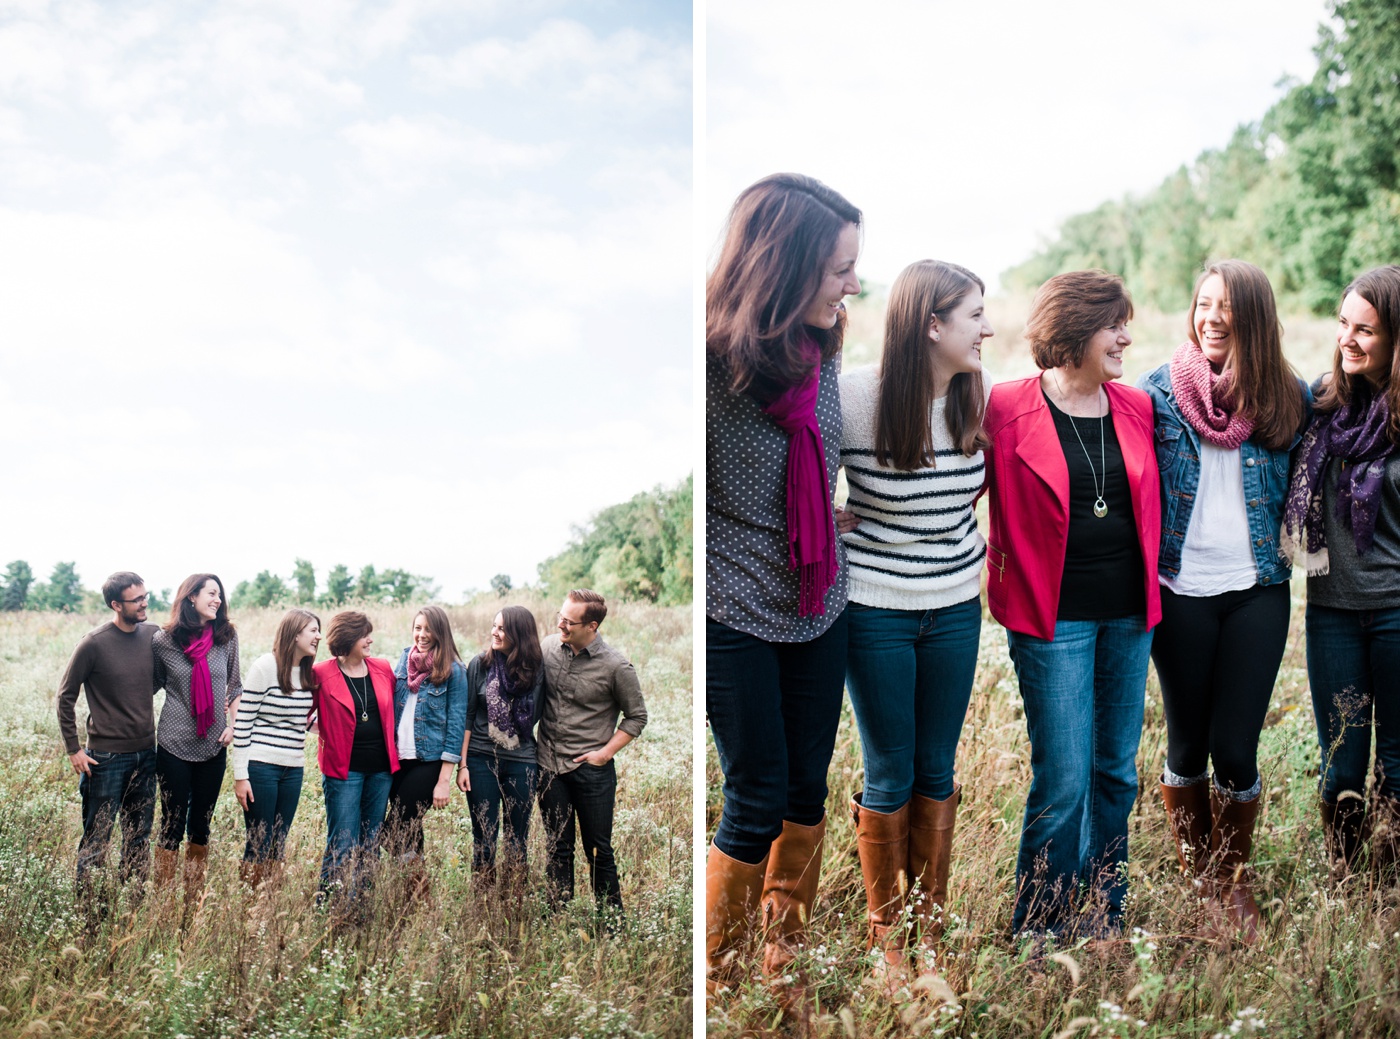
[1004,0,1400,313]
[537,475,693,606]
[231,561,439,608]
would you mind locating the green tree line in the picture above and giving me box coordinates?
[1004,0,1400,314]
[537,474,693,606]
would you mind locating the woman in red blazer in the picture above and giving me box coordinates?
[984,269,1161,942]
[310,610,400,904]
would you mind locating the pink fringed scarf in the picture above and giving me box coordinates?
[406,647,435,694]
[1169,341,1254,449]
[762,341,837,616]
[183,627,217,738]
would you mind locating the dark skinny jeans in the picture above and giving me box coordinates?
[156,746,226,849]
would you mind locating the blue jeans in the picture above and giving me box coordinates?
[1306,604,1400,802]
[242,761,304,863]
[706,610,849,863]
[846,599,980,809]
[77,747,156,887]
[1007,616,1152,938]
[320,769,391,897]
[538,761,620,910]
[466,754,538,874]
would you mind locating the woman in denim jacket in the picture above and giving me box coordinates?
[388,604,469,892]
[1138,260,1309,944]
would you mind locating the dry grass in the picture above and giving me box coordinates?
[0,595,691,1038]
[708,297,1399,1036]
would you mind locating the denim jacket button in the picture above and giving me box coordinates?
[1256,538,1265,546]
[1246,458,1255,466]
[1249,499,1258,507]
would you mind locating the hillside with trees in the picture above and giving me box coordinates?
[1004,0,1400,313]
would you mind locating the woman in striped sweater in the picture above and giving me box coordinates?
[836,259,994,987]
[232,608,321,888]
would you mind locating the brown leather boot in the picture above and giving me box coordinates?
[239,861,264,891]
[705,842,768,998]
[1208,787,1261,944]
[1321,793,1368,878]
[908,786,958,962]
[183,843,210,910]
[1372,794,1400,884]
[851,794,909,992]
[153,846,180,887]
[760,816,826,1019]
[1161,778,1212,879]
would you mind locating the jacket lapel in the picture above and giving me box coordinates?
[1014,389,1070,509]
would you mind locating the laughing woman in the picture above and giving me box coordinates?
[311,611,399,903]
[836,259,993,983]
[1138,260,1308,943]
[457,605,544,885]
[232,608,322,888]
[151,573,242,907]
[984,270,1161,942]
[705,173,861,1009]
[387,605,468,889]
[1284,265,1400,881]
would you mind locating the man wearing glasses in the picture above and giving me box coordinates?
[56,571,159,906]
[537,588,648,923]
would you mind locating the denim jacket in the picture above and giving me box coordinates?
[1138,363,1311,586]
[392,647,471,762]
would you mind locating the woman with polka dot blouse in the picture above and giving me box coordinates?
[704,172,861,1014]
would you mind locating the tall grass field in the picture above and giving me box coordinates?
[706,296,1400,1036]
[0,596,692,1038]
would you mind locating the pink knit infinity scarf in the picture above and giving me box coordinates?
[1169,341,1254,449]
[406,646,435,694]
[762,339,837,616]
[183,626,217,738]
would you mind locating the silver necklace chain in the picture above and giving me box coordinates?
[342,667,371,722]
[1052,371,1108,519]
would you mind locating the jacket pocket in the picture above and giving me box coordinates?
[986,544,1009,615]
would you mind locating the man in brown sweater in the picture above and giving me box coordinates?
[56,571,158,895]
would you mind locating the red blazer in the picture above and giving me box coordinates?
[311,657,401,779]
[983,376,1162,641]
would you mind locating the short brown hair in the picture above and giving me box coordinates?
[1025,270,1134,370]
[102,572,144,609]
[325,610,373,658]
[566,589,607,626]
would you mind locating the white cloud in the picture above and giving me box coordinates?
[342,115,563,189]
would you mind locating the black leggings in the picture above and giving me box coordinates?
[156,745,227,849]
[1151,582,1290,793]
[385,759,443,857]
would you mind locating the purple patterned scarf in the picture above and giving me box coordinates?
[484,654,534,750]
[1282,386,1394,573]
[761,338,837,616]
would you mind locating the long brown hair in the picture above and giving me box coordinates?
[166,573,235,647]
[1315,265,1400,444]
[707,173,861,397]
[484,605,542,689]
[413,605,462,686]
[1187,260,1304,450]
[273,608,321,695]
[875,260,990,467]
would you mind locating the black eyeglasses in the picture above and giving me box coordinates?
[555,614,590,629]
[119,595,149,605]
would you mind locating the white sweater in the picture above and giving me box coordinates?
[839,365,988,610]
[231,652,312,780]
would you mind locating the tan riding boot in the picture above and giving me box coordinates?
[705,842,769,998]
[153,846,180,887]
[908,786,959,968]
[1161,777,1212,879]
[1207,787,1261,945]
[760,816,826,1019]
[183,843,210,911]
[1372,794,1400,885]
[239,860,264,891]
[852,794,910,993]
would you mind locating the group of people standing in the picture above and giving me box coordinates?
[57,574,648,924]
[705,172,1400,1013]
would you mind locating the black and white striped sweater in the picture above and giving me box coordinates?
[839,365,988,610]
[231,652,312,779]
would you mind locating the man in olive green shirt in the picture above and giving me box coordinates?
[537,589,647,916]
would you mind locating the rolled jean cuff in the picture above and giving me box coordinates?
[1162,766,1208,788]
[1214,774,1262,802]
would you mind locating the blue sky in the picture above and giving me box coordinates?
[0,0,691,601]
